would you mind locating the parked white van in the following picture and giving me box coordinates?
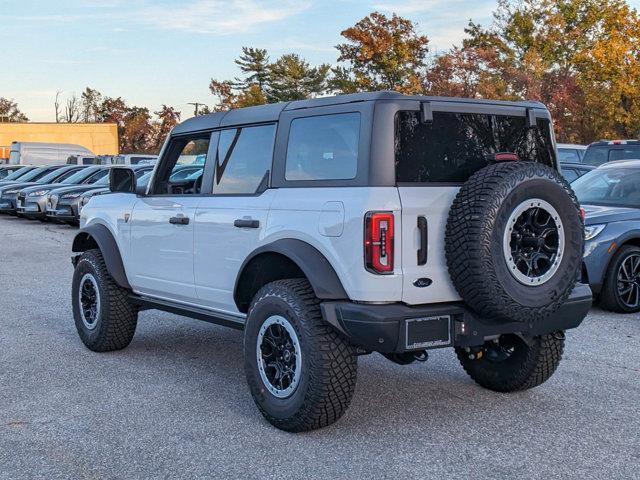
[112,154,158,165]
[9,142,94,166]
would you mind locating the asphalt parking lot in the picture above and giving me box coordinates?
[1,215,639,480]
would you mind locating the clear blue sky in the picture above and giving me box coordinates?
[2,0,639,121]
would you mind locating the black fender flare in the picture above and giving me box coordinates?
[234,239,348,309]
[72,223,131,289]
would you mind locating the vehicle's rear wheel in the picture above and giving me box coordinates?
[72,249,138,351]
[599,244,640,313]
[446,161,584,323]
[456,333,564,392]
[244,279,358,432]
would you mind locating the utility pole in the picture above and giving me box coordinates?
[188,102,202,116]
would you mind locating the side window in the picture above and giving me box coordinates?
[151,135,210,195]
[214,124,275,195]
[285,113,360,181]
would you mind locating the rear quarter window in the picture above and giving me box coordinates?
[285,112,360,181]
[395,111,555,183]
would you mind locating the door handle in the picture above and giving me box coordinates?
[169,216,190,225]
[234,218,259,228]
[417,216,428,265]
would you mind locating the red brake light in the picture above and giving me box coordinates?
[365,212,394,274]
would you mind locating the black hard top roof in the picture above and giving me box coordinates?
[172,91,548,135]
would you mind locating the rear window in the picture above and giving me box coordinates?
[558,148,581,163]
[395,111,555,183]
[285,113,360,181]
[583,145,640,166]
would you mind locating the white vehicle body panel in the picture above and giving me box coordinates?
[398,186,461,305]
[194,190,276,313]
[10,142,93,166]
[129,196,200,303]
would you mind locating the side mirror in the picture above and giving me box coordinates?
[110,167,137,193]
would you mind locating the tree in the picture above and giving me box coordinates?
[331,12,429,94]
[63,94,81,123]
[54,91,62,123]
[152,105,181,151]
[458,0,640,142]
[80,87,103,123]
[121,107,153,153]
[266,54,330,102]
[0,98,28,122]
[209,49,329,109]
[235,47,270,89]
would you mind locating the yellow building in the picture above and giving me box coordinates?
[0,123,119,160]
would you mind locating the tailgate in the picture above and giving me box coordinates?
[398,186,462,305]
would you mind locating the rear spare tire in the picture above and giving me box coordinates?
[445,161,583,323]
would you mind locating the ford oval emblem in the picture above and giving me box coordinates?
[413,278,432,288]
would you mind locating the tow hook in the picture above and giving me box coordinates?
[383,350,429,365]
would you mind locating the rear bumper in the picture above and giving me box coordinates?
[321,284,592,354]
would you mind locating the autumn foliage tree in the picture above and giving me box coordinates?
[0,98,28,122]
[331,12,429,94]
[431,0,640,142]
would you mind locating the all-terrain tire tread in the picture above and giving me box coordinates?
[246,279,357,432]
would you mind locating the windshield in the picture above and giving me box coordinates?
[14,167,55,182]
[3,166,34,181]
[60,167,99,184]
[572,167,640,208]
[38,167,77,184]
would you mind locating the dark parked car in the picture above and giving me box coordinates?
[583,140,640,167]
[46,164,156,225]
[575,160,640,312]
[559,162,595,183]
[0,166,67,214]
[17,166,109,220]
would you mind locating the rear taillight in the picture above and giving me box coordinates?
[364,211,394,274]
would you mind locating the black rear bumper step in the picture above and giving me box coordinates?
[321,284,592,354]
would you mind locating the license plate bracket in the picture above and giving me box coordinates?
[405,315,451,350]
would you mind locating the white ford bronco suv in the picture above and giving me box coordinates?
[70,92,591,432]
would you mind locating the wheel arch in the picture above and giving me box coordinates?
[72,223,131,289]
[234,239,348,313]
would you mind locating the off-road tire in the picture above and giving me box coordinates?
[244,279,358,432]
[599,244,640,313]
[456,333,564,392]
[445,161,583,323]
[72,249,138,352]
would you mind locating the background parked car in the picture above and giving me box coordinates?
[47,164,155,225]
[559,162,595,183]
[557,143,587,163]
[0,165,26,180]
[17,166,108,220]
[574,160,640,313]
[583,140,640,166]
[0,165,70,215]
[0,165,43,186]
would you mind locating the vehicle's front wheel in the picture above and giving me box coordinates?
[599,245,640,313]
[456,333,564,392]
[72,249,138,352]
[244,279,358,432]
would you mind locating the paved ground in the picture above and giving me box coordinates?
[0,215,639,480]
